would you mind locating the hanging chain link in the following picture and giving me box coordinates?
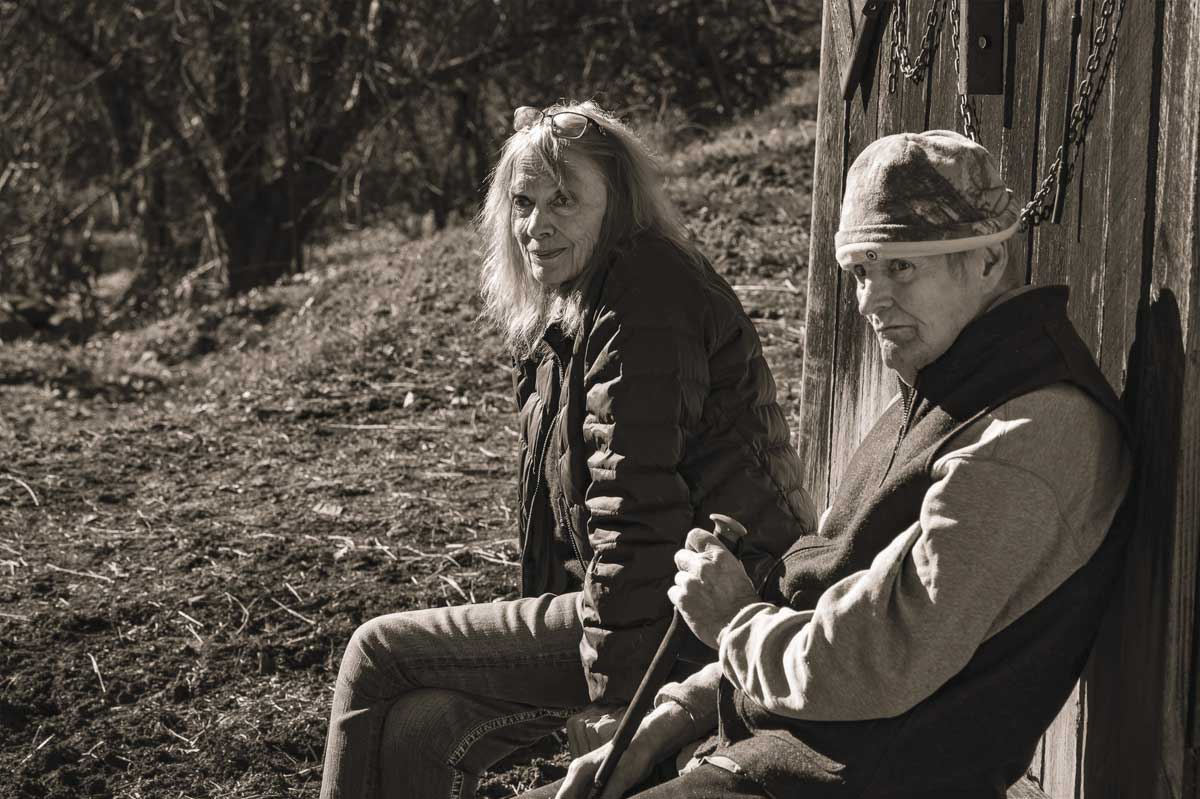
[889,0,947,93]
[888,0,979,143]
[948,0,980,143]
[887,0,1126,229]
[1018,0,1126,228]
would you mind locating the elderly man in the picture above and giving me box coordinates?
[526,130,1133,799]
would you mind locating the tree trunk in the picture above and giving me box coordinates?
[220,184,300,295]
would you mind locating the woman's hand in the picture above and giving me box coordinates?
[554,702,694,799]
[566,703,626,757]
[668,528,760,649]
[554,739,648,799]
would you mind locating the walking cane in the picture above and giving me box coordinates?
[589,513,748,798]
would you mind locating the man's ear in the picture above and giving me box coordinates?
[979,243,1008,289]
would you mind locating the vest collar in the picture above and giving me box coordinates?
[911,285,1070,402]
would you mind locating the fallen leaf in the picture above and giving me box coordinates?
[312,502,344,519]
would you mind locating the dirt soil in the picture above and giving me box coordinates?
[0,80,818,799]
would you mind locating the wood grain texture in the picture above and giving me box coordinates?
[1042,0,1151,793]
[1010,777,1054,799]
[827,0,858,82]
[1041,678,1083,798]
[1071,2,1168,798]
[1093,0,1147,386]
[824,0,895,495]
[1029,0,1076,289]
[800,0,889,506]
[797,0,846,508]
[1140,0,1200,795]
[925,0,962,134]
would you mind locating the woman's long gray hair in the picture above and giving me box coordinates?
[477,101,699,355]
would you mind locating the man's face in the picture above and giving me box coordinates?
[841,251,997,385]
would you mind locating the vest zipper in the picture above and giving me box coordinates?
[899,383,916,437]
[879,383,917,486]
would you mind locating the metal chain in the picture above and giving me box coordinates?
[948,1,980,143]
[889,0,1125,228]
[1019,0,1125,228]
[889,0,947,92]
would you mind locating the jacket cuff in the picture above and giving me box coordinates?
[654,683,700,722]
[716,601,776,676]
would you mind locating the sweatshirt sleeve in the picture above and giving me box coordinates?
[717,386,1130,721]
[577,274,711,702]
[653,661,722,738]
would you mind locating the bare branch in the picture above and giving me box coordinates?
[15,0,230,219]
[60,137,174,229]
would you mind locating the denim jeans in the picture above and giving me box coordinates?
[319,592,591,799]
[517,763,770,799]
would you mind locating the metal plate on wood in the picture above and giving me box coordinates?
[960,0,1005,94]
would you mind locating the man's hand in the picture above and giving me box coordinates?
[554,702,693,799]
[565,703,626,758]
[667,528,760,649]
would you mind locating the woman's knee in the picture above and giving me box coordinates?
[380,689,475,796]
[381,688,464,760]
[336,613,420,697]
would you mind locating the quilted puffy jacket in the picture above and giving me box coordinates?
[514,233,816,702]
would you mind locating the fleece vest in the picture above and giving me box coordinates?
[714,286,1132,799]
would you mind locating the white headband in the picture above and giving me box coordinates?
[836,220,1021,267]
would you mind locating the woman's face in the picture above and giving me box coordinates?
[509,150,608,288]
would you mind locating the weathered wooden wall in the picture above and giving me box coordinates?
[799,1,1200,796]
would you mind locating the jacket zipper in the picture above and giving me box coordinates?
[522,404,554,570]
[521,351,559,573]
[522,354,589,581]
[553,356,590,577]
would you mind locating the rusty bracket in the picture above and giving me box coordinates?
[841,0,893,102]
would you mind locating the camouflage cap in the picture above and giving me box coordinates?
[835,130,1020,266]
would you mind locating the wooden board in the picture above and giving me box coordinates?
[1010,777,1053,799]
[1025,4,1085,784]
[824,0,896,497]
[798,0,884,506]
[1133,0,1200,795]
[796,0,839,507]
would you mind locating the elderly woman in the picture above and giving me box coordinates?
[319,102,815,799]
